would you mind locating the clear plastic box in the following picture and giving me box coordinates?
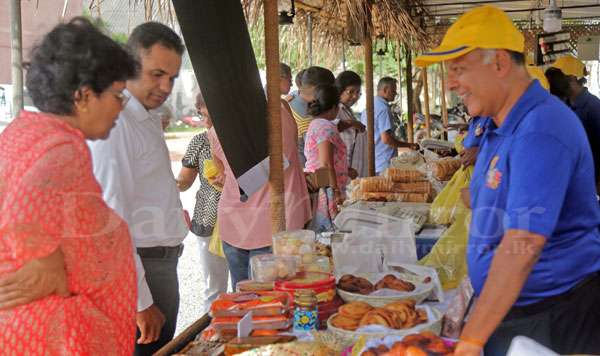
[272,230,316,264]
[301,256,331,273]
[250,254,297,282]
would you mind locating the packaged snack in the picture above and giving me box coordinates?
[273,230,316,264]
[211,315,292,332]
[236,280,274,293]
[210,291,290,318]
[250,254,297,282]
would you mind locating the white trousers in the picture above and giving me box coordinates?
[196,237,230,311]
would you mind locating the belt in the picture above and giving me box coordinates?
[137,244,184,259]
[504,271,600,321]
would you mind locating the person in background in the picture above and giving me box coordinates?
[361,77,418,175]
[0,17,138,354]
[416,5,600,356]
[304,84,350,232]
[88,22,189,355]
[288,66,336,166]
[284,68,306,102]
[176,92,229,312]
[335,70,368,178]
[280,62,293,96]
[552,55,600,187]
[156,104,174,131]
[208,103,311,288]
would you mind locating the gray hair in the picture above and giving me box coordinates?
[377,77,397,91]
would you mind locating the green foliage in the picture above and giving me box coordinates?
[82,9,129,44]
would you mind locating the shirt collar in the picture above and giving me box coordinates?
[573,87,591,110]
[375,95,389,106]
[123,89,154,122]
[494,80,548,136]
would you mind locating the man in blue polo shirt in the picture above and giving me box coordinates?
[360,77,418,174]
[552,55,600,188]
[417,5,600,356]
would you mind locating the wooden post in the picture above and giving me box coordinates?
[10,0,23,116]
[422,67,431,138]
[364,36,375,176]
[405,45,414,143]
[307,13,313,66]
[264,0,285,233]
[396,41,403,119]
[440,65,449,141]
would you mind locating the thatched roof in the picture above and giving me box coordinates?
[243,1,432,52]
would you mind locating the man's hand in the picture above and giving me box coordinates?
[136,304,166,344]
[454,341,484,356]
[0,247,70,310]
[408,143,420,150]
[351,121,366,132]
[460,147,479,167]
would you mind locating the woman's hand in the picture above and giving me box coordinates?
[0,247,70,310]
[333,188,344,206]
[208,173,225,189]
[348,167,358,180]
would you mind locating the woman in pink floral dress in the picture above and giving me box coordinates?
[304,84,350,232]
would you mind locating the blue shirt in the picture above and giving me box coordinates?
[468,81,600,306]
[463,116,492,149]
[360,96,396,173]
[572,88,600,180]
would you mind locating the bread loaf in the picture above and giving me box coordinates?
[384,168,425,182]
[359,177,394,192]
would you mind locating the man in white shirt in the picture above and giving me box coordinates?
[88,22,188,355]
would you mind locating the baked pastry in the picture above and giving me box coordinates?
[338,301,373,320]
[391,181,433,194]
[431,159,461,181]
[330,314,360,331]
[384,168,425,182]
[337,274,374,295]
[359,177,394,192]
[358,309,397,328]
[374,274,416,292]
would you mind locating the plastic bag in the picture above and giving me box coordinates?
[429,165,472,225]
[208,219,225,258]
[419,209,470,290]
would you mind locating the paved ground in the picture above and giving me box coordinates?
[166,133,214,335]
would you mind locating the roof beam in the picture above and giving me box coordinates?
[431,4,600,17]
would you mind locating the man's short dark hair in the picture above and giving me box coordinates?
[335,71,362,93]
[301,66,335,88]
[127,21,185,58]
[377,77,397,91]
[280,62,292,79]
[25,17,137,115]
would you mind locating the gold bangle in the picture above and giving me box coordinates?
[460,337,485,348]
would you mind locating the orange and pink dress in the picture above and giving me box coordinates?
[0,111,136,355]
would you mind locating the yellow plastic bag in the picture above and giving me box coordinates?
[419,209,470,290]
[208,219,225,258]
[430,165,472,225]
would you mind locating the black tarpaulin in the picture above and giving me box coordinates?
[173,0,269,197]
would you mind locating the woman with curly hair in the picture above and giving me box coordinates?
[0,17,138,355]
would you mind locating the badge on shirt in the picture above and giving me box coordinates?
[475,123,483,137]
[486,155,502,190]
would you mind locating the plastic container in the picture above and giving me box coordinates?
[293,289,319,332]
[236,280,274,292]
[275,272,336,304]
[210,315,292,332]
[272,230,316,264]
[209,291,290,318]
[250,254,297,282]
[301,256,331,273]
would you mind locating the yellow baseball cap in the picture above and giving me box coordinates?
[551,55,586,79]
[415,5,524,67]
[526,65,549,90]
